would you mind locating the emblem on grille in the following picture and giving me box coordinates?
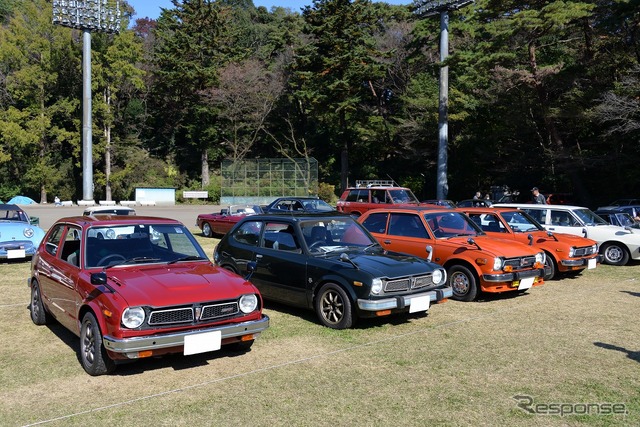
[194,306,202,320]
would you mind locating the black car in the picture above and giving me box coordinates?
[594,208,640,229]
[263,197,335,213]
[214,212,451,329]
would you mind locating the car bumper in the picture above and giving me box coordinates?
[357,287,453,311]
[482,268,544,282]
[560,256,600,267]
[102,315,270,354]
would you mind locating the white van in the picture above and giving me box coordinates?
[494,204,640,266]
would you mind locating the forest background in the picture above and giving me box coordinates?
[0,0,638,208]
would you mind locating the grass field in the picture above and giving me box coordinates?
[1,232,638,426]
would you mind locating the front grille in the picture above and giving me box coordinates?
[201,302,238,320]
[146,300,241,327]
[148,307,194,325]
[574,246,596,256]
[384,275,433,293]
[504,255,537,270]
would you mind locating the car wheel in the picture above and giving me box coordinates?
[80,312,116,376]
[448,265,478,302]
[202,222,212,237]
[543,253,557,280]
[601,242,629,266]
[226,339,254,352]
[30,280,52,325]
[315,283,354,329]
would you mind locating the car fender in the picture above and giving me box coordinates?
[441,258,482,282]
[309,273,359,309]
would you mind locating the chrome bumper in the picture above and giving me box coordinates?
[482,268,544,282]
[357,287,453,311]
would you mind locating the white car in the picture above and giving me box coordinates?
[494,204,640,266]
[83,206,136,216]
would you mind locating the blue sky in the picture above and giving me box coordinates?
[127,1,410,20]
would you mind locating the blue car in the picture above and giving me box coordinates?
[0,204,45,260]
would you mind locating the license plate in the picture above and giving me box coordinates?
[184,330,221,355]
[518,277,535,290]
[587,258,596,269]
[409,296,430,313]
[7,249,26,259]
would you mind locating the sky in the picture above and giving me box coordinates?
[127,1,410,20]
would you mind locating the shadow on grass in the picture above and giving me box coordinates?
[594,342,640,364]
[620,290,640,298]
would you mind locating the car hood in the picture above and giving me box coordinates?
[438,235,540,258]
[106,262,258,307]
[0,222,45,244]
[323,250,437,278]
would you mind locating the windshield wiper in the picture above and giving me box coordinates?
[104,256,162,270]
[167,255,206,264]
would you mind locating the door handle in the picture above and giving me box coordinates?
[384,240,391,244]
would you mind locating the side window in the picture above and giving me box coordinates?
[550,210,574,226]
[523,209,547,224]
[361,212,389,234]
[345,190,360,202]
[44,225,65,256]
[261,222,300,252]
[232,221,262,247]
[60,226,82,266]
[371,190,386,203]
[389,213,429,238]
[481,214,506,233]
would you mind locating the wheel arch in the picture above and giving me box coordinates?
[443,258,482,282]
[310,275,358,311]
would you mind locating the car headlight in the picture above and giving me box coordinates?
[432,268,446,285]
[122,307,145,329]
[535,252,545,264]
[239,294,258,313]
[106,229,116,239]
[493,257,504,270]
[371,278,383,295]
[23,227,34,238]
[591,244,598,254]
[569,247,576,258]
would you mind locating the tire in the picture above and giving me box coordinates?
[30,280,52,325]
[80,312,116,376]
[315,283,354,329]
[448,265,478,302]
[543,253,557,280]
[202,222,213,238]
[226,339,254,352]
[601,242,629,266]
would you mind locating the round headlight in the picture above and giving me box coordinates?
[535,252,545,264]
[106,229,116,239]
[122,307,145,329]
[371,278,383,295]
[569,247,576,258]
[432,268,445,285]
[493,257,504,271]
[23,227,34,238]
[239,294,258,313]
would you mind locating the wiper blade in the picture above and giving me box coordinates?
[104,257,162,270]
[167,255,206,264]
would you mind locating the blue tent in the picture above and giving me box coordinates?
[8,195,37,205]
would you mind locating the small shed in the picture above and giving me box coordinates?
[134,188,176,205]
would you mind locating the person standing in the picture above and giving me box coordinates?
[473,191,481,200]
[531,187,547,204]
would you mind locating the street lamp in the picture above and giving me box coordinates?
[52,1,121,203]
[414,0,474,200]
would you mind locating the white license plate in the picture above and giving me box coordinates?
[518,276,535,290]
[184,330,221,355]
[409,296,430,313]
[587,258,596,269]
[7,249,26,259]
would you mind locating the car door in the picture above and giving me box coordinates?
[252,221,308,307]
[546,209,586,237]
[363,212,433,259]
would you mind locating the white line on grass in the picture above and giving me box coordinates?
[23,302,536,427]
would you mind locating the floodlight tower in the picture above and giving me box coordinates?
[52,1,121,203]
[414,0,474,200]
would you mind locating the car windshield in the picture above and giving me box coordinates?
[423,212,481,238]
[575,209,608,226]
[612,213,637,227]
[302,199,335,212]
[300,217,375,254]
[0,208,28,222]
[501,211,543,232]
[85,223,207,268]
[388,189,419,204]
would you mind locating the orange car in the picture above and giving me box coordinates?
[459,207,599,280]
[358,207,545,301]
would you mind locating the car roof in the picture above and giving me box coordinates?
[54,215,182,226]
[363,206,462,214]
[493,203,588,210]
[0,203,24,212]
[83,205,135,213]
[241,211,352,222]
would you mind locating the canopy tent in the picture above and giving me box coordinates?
[7,195,37,205]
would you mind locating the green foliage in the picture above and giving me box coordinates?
[318,182,338,204]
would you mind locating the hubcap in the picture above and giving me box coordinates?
[606,246,622,262]
[82,322,96,365]
[321,290,343,324]
[451,272,470,295]
[203,223,211,236]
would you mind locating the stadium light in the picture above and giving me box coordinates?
[52,1,121,202]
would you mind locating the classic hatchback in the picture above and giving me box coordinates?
[0,203,46,261]
[359,208,546,301]
[460,207,599,280]
[28,216,269,375]
[214,212,451,329]
[495,203,640,266]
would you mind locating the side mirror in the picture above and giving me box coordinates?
[528,234,534,246]
[426,245,433,263]
[581,228,587,238]
[91,272,107,285]
[245,261,257,280]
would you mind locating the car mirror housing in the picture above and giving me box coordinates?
[245,261,257,280]
[426,245,433,262]
[91,272,107,285]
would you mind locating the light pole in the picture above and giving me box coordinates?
[414,0,474,200]
[52,1,121,203]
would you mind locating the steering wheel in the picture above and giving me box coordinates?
[432,228,444,237]
[97,254,126,267]
[308,240,325,250]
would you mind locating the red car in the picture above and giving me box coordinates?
[28,215,269,375]
[197,204,262,237]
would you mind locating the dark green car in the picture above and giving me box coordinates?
[214,212,451,329]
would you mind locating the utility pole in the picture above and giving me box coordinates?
[414,0,474,200]
[52,1,121,203]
